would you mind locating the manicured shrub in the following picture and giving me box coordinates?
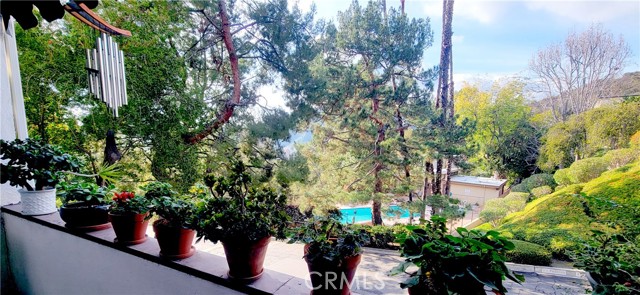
[480,198,508,225]
[506,240,552,266]
[503,192,529,212]
[567,157,608,184]
[553,168,572,186]
[349,224,408,250]
[474,222,494,231]
[510,183,527,193]
[512,173,556,193]
[531,186,553,198]
[602,148,640,169]
[630,130,640,148]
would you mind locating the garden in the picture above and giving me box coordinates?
[2,0,640,294]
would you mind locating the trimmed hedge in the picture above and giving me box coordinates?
[531,186,552,198]
[553,168,571,186]
[498,161,640,259]
[566,157,608,184]
[511,173,556,193]
[349,224,408,250]
[506,240,552,266]
[602,148,640,169]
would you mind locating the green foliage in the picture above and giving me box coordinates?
[512,173,556,193]
[538,102,640,171]
[455,80,540,179]
[56,182,113,206]
[530,186,553,198]
[572,232,640,295]
[498,161,640,258]
[479,200,508,227]
[110,191,152,215]
[195,161,290,243]
[288,209,370,264]
[566,157,608,184]
[349,224,409,250]
[505,240,552,266]
[553,168,572,186]
[0,138,80,191]
[602,148,640,169]
[391,216,524,294]
[143,182,197,229]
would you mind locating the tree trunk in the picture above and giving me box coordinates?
[184,0,241,144]
[421,160,434,220]
[433,159,442,195]
[443,158,452,196]
[372,123,386,225]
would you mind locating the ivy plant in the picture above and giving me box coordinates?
[390,216,524,295]
[195,160,290,243]
[0,138,80,191]
[288,209,369,265]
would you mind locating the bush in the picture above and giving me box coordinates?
[602,148,640,169]
[506,240,552,266]
[349,224,408,250]
[553,168,572,186]
[567,157,608,184]
[511,173,556,193]
[531,186,553,198]
[503,192,529,212]
[630,130,640,148]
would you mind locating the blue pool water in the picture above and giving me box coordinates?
[340,205,415,224]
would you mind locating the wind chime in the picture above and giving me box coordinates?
[85,32,128,117]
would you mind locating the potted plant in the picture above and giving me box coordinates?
[195,160,290,282]
[288,209,369,295]
[143,182,198,260]
[57,181,113,230]
[0,138,80,215]
[109,190,152,245]
[390,216,524,295]
[572,231,640,295]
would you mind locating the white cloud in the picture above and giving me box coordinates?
[423,0,508,24]
[524,1,639,23]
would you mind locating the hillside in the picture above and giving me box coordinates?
[495,161,640,258]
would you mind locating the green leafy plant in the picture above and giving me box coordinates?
[572,232,640,295]
[195,160,290,243]
[505,240,552,266]
[110,191,152,215]
[288,209,369,264]
[0,138,80,191]
[143,182,197,229]
[56,182,113,206]
[391,216,524,294]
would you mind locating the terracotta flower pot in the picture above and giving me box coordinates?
[153,219,196,260]
[108,212,149,245]
[221,236,271,282]
[59,203,111,231]
[304,244,362,295]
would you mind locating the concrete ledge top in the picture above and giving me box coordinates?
[1,204,308,295]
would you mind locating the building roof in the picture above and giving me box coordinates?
[450,175,507,187]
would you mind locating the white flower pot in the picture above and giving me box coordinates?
[19,188,57,216]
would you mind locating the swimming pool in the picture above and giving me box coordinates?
[339,205,415,224]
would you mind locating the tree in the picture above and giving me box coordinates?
[529,24,631,122]
[456,80,540,179]
[289,0,434,224]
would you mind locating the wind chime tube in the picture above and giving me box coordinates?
[85,49,93,94]
[107,35,118,116]
[91,49,101,101]
[103,34,114,115]
[120,50,128,106]
[113,40,121,115]
[96,35,107,103]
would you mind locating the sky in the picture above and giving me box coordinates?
[258,0,640,112]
